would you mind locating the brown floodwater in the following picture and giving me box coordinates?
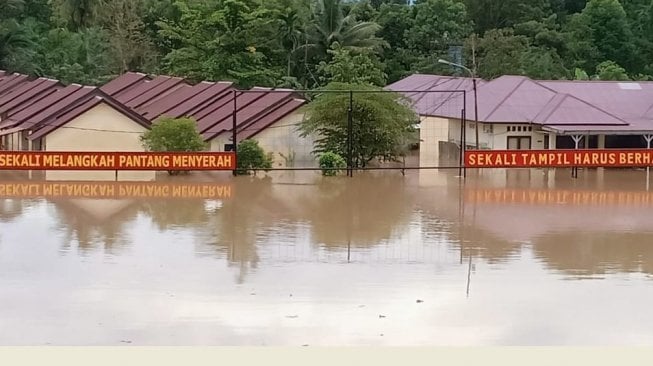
[1,168,653,345]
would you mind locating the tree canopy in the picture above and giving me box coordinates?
[1,0,653,85]
[300,82,418,168]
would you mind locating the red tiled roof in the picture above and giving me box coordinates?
[26,91,151,140]
[102,74,305,142]
[237,98,306,140]
[0,78,62,116]
[0,73,30,95]
[100,72,148,95]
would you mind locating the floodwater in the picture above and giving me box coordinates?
[1,168,653,346]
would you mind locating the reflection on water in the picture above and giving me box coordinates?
[1,168,653,345]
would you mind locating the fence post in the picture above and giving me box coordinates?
[232,89,238,177]
[459,109,464,177]
[347,90,353,177]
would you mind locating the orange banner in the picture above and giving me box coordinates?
[0,151,235,171]
[0,181,232,199]
[465,149,653,168]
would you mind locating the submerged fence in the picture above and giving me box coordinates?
[229,88,469,176]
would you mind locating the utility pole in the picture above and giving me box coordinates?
[439,58,480,150]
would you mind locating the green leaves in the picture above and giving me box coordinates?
[156,0,281,88]
[141,116,207,153]
[300,82,417,168]
[317,42,387,86]
[235,139,273,175]
[318,151,346,176]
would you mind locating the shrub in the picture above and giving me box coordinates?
[236,139,273,175]
[319,151,346,176]
[140,116,206,175]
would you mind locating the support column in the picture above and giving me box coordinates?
[571,135,583,179]
[644,135,653,191]
[598,134,605,149]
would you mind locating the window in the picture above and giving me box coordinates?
[507,136,532,150]
[528,126,533,132]
[544,135,550,150]
[224,143,235,152]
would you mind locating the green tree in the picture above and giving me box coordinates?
[100,0,156,73]
[470,28,529,78]
[50,0,105,30]
[317,42,387,85]
[375,3,415,82]
[576,0,636,71]
[235,139,273,175]
[156,0,281,88]
[300,82,418,168]
[303,0,387,61]
[35,26,112,84]
[141,116,206,152]
[0,0,36,72]
[595,60,630,80]
[464,0,553,33]
[406,0,471,57]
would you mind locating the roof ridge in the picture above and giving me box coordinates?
[483,76,531,121]
[532,93,568,123]
[558,91,630,125]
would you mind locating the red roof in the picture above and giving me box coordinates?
[0,70,306,142]
[0,78,61,116]
[0,73,30,95]
[101,73,305,142]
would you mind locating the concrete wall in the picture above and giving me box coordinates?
[419,116,452,167]
[43,103,154,181]
[209,111,316,168]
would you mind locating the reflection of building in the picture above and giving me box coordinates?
[415,168,653,277]
[388,74,653,167]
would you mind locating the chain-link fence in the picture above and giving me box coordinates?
[228,88,468,176]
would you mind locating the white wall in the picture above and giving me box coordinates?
[43,102,154,181]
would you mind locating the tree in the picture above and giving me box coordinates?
[156,0,281,88]
[235,139,273,175]
[464,0,553,33]
[141,116,206,152]
[100,0,156,73]
[576,0,636,71]
[470,28,529,78]
[595,60,630,81]
[406,0,471,57]
[300,82,418,168]
[303,0,387,60]
[375,3,415,82]
[35,26,112,84]
[50,0,105,30]
[317,42,387,86]
[0,0,36,71]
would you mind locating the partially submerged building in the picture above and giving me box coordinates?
[101,73,311,167]
[0,71,314,179]
[387,74,653,167]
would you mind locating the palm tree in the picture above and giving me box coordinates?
[0,19,34,71]
[302,0,387,60]
[278,6,303,77]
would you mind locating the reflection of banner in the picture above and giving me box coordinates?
[0,151,235,170]
[0,182,232,199]
[465,149,653,168]
[466,188,653,206]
